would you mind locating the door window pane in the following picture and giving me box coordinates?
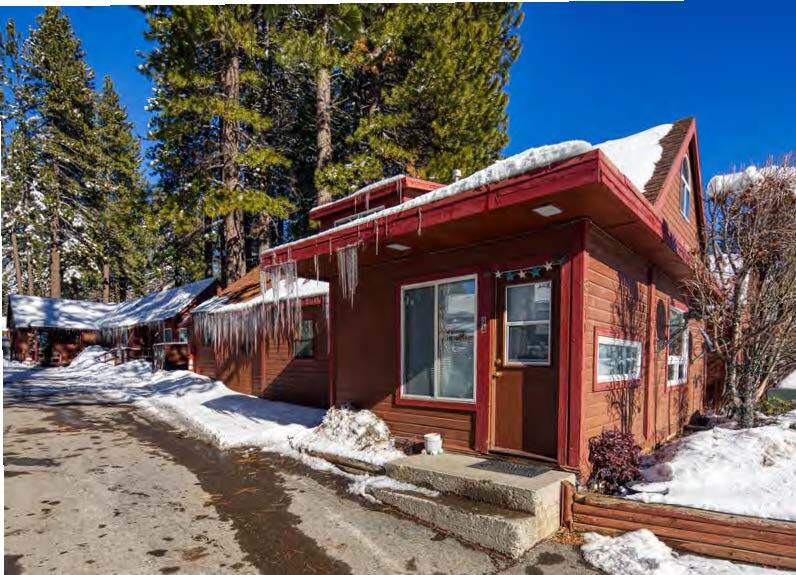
[508,324,549,363]
[403,285,435,397]
[438,280,476,399]
[505,281,551,365]
[507,283,550,322]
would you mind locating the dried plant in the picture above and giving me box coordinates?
[683,156,796,427]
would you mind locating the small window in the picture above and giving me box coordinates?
[162,328,173,343]
[402,275,477,402]
[505,281,551,365]
[679,156,691,219]
[293,320,315,358]
[177,328,189,343]
[596,335,642,383]
[667,308,689,386]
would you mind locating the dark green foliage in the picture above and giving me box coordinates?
[757,396,796,417]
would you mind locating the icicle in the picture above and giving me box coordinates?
[335,244,359,307]
[365,190,370,211]
[374,219,380,255]
[398,177,403,203]
[313,254,320,282]
[417,207,423,236]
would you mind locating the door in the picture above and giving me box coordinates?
[491,276,558,459]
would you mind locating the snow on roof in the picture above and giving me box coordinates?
[263,120,685,262]
[708,165,796,197]
[596,123,674,194]
[9,295,118,330]
[309,174,407,216]
[103,278,216,327]
[263,139,593,258]
[192,278,328,315]
[8,278,215,331]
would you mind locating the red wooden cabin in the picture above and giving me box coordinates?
[190,267,330,408]
[259,118,709,478]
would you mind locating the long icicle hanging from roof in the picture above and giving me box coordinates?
[259,259,303,344]
[336,243,359,307]
[193,299,268,360]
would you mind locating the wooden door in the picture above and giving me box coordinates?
[491,276,558,459]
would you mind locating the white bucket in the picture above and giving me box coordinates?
[424,433,443,455]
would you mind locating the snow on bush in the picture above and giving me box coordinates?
[627,411,796,521]
[582,529,782,575]
[291,406,405,466]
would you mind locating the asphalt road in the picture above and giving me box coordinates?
[4,397,599,574]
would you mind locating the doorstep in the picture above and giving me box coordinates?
[374,453,576,556]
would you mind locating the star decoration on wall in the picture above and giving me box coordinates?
[530,267,541,278]
[544,261,553,271]
[518,270,527,279]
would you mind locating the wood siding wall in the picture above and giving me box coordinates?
[193,304,329,408]
[11,328,99,366]
[582,226,706,470]
[332,223,579,454]
[657,147,700,253]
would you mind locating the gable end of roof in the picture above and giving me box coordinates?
[643,117,694,203]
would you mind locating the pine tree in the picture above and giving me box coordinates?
[142,5,289,286]
[324,4,522,195]
[93,75,151,301]
[23,7,99,298]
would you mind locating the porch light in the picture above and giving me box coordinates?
[532,204,563,217]
[386,243,411,252]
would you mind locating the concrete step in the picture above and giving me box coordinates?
[385,453,575,516]
[371,487,543,558]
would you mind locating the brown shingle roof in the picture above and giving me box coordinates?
[642,117,693,203]
[220,267,261,304]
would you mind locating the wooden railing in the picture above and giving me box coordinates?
[561,483,796,570]
[97,347,149,366]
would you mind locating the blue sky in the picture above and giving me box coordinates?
[2,3,794,187]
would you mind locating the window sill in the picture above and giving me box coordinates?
[394,394,477,412]
[666,380,687,389]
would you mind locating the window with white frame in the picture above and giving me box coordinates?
[163,328,173,343]
[667,308,689,385]
[402,275,477,401]
[679,156,691,219]
[505,281,551,365]
[177,328,189,343]
[596,335,642,383]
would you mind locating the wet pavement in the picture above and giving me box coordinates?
[4,400,598,574]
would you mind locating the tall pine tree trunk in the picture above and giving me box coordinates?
[25,230,35,295]
[50,187,61,298]
[315,10,333,206]
[203,215,214,279]
[102,258,111,303]
[11,231,24,293]
[221,50,245,285]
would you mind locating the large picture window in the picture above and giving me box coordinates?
[401,275,477,402]
[667,308,689,386]
[596,335,642,384]
[505,281,551,365]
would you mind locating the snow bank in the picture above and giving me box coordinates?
[140,370,325,450]
[627,412,796,521]
[582,529,784,575]
[291,406,405,466]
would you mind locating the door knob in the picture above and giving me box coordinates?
[492,371,503,379]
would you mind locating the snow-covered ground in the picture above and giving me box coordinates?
[3,347,419,502]
[582,529,788,575]
[627,411,796,521]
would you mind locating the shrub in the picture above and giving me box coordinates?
[757,396,796,417]
[588,429,641,495]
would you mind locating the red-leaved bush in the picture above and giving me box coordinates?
[587,429,641,494]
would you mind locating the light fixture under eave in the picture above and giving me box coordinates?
[386,243,411,252]
[532,204,563,217]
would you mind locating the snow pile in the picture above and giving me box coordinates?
[779,370,796,390]
[582,529,783,575]
[61,345,111,373]
[627,412,796,520]
[291,406,405,466]
[140,370,325,450]
[597,123,673,195]
[309,174,408,217]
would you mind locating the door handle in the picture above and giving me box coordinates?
[492,371,503,379]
